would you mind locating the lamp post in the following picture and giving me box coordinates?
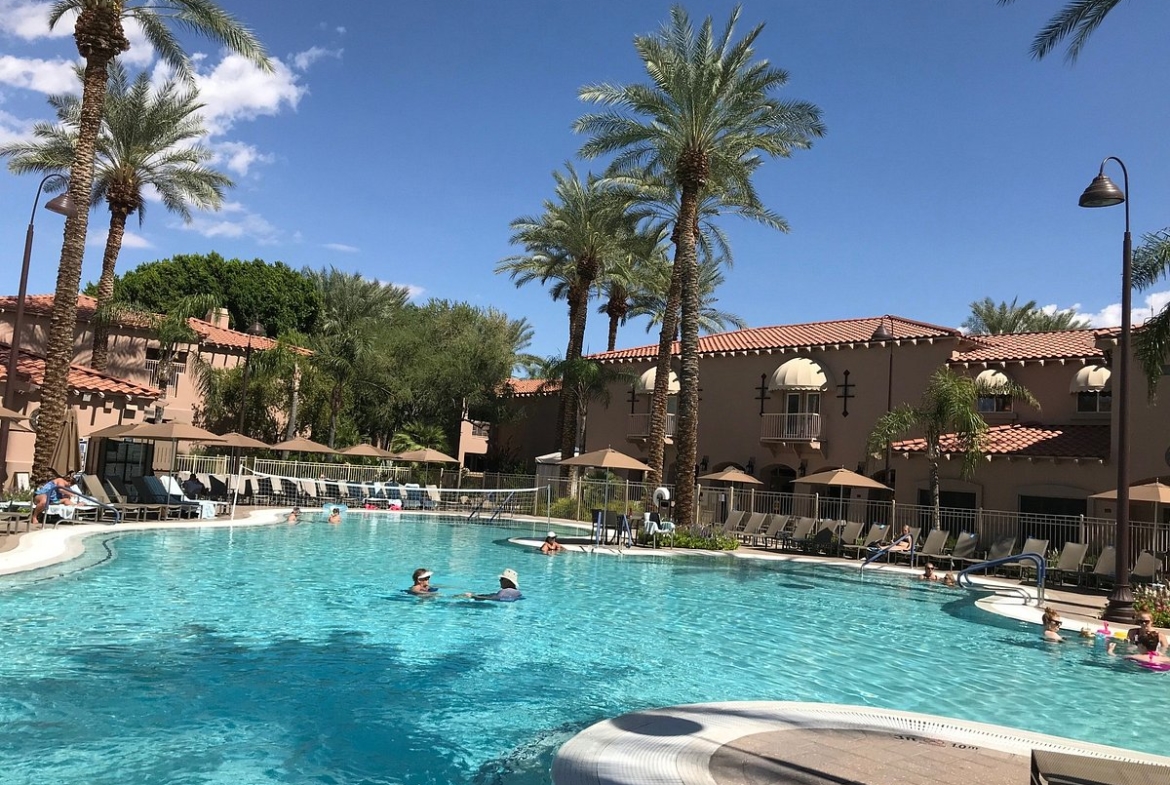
[870,316,895,485]
[1078,156,1133,623]
[236,320,266,435]
[0,174,77,488]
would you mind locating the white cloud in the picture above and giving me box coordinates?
[87,228,153,250]
[208,139,273,176]
[322,242,359,253]
[177,202,279,245]
[0,1,70,40]
[0,54,77,94]
[290,46,341,72]
[0,107,34,145]
[336,26,347,35]
[1086,289,1170,328]
[396,283,426,300]
[192,52,307,135]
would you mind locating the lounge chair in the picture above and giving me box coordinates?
[403,483,424,510]
[804,519,842,555]
[424,485,442,510]
[106,478,165,520]
[941,531,979,570]
[143,476,207,518]
[1132,550,1162,584]
[894,528,947,565]
[832,521,864,557]
[383,482,404,510]
[841,523,888,559]
[208,474,230,502]
[955,535,1016,572]
[1046,542,1089,586]
[718,510,746,536]
[1087,545,1117,588]
[298,478,319,505]
[736,512,768,544]
[80,474,143,521]
[780,517,817,552]
[759,515,793,549]
[1002,537,1049,580]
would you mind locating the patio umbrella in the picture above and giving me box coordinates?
[270,435,336,455]
[119,421,225,485]
[795,467,890,490]
[48,408,82,477]
[215,431,271,451]
[87,422,139,440]
[699,467,762,520]
[394,447,457,463]
[1090,481,1170,552]
[0,404,28,421]
[341,443,397,459]
[558,447,652,472]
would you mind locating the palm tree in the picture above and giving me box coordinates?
[576,5,825,523]
[1133,229,1170,395]
[534,356,634,457]
[27,0,269,482]
[308,268,409,447]
[596,226,664,352]
[963,296,1090,334]
[0,62,232,372]
[867,367,1039,530]
[629,255,747,339]
[498,163,639,461]
[998,0,1127,62]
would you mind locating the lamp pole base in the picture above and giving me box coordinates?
[1101,584,1135,623]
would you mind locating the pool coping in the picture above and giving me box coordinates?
[551,701,1170,785]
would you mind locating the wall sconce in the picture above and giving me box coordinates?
[745,457,755,475]
[699,455,709,472]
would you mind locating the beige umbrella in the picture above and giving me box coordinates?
[558,447,652,472]
[120,421,226,443]
[394,447,457,463]
[341,442,397,459]
[270,435,336,454]
[215,431,271,451]
[48,408,82,476]
[1089,480,1170,504]
[795,467,890,490]
[87,422,139,440]
[698,467,762,485]
[0,404,28,421]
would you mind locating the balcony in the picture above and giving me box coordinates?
[141,358,183,396]
[627,412,676,440]
[760,413,822,443]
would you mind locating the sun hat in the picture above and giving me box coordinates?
[546,531,557,539]
[499,568,519,588]
[417,570,433,580]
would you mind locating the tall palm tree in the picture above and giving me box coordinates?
[498,163,640,461]
[963,296,1090,334]
[629,255,747,338]
[28,0,269,482]
[0,62,232,372]
[308,268,409,447]
[867,367,1038,530]
[595,226,664,352]
[998,0,1128,62]
[576,5,825,523]
[1133,229,1170,396]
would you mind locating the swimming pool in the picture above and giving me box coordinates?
[0,514,1160,785]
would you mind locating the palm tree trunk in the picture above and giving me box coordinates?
[673,185,703,529]
[32,54,114,482]
[927,447,941,530]
[559,285,590,461]
[644,262,682,496]
[285,364,300,440]
[607,313,620,352]
[90,209,129,372]
[328,383,343,448]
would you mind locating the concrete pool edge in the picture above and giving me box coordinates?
[551,701,1170,785]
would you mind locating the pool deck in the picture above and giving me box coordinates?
[4,510,1166,785]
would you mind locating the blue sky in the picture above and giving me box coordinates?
[1,1,1168,360]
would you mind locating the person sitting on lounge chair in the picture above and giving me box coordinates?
[1041,607,1064,642]
[461,569,522,602]
[182,473,206,499]
[887,524,913,552]
[31,475,79,528]
[540,532,564,555]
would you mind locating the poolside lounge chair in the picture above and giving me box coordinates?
[780,517,817,551]
[147,476,211,518]
[831,521,864,557]
[80,474,143,521]
[423,485,441,510]
[1046,542,1089,587]
[759,515,793,549]
[941,531,978,570]
[1002,537,1048,580]
[840,523,887,559]
[894,528,946,565]
[106,478,165,520]
[1132,550,1162,584]
[804,519,842,555]
[736,512,768,544]
[403,483,424,510]
[718,510,746,536]
[1087,545,1116,588]
[955,535,1016,572]
[208,474,230,502]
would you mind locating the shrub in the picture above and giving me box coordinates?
[644,526,738,551]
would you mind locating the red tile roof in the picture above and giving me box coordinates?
[0,344,160,399]
[891,422,1109,460]
[590,316,966,362]
[0,294,308,355]
[949,330,1106,365]
[505,378,558,397]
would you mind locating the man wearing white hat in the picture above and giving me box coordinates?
[463,568,522,602]
[540,531,564,555]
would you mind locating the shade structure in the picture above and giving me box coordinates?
[215,431,271,451]
[0,404,28,422]
[698,467,762,485]
[48,408,82,476]
[341,442,396,459]
[394,447,458,464]
[87,422,139,440]
[1089,480,1170,505]
[558,447,652,473]
[270,435,336,454]
[119,421,226,443]
[795,467,890,491]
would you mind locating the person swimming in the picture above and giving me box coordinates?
[327,507,342,524]
[540,531,564,555]
[1041,607,1064,642]
[408,568,438,596]
[462,569,522,602]
[287,507,301,523]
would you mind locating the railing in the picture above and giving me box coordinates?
[626,413,677,438]
[470,421,490,438]
[141,358,183,395]
[172,454,230,475]
[759,413,821,442]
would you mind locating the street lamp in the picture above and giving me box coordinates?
[870,316,895,486]
[1078,156,1133,623]
[0,174,77,488]
[236,320,266,434]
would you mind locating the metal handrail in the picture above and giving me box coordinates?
[957,553,1046,605]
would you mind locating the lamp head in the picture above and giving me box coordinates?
[870,318,894,342]
[1078,172,1125,208]
[44,192,78,219]
[246,321,265,337]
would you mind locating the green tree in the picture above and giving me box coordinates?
[629,254,747,339]
[867,367,1038,530]
[576,5,825,523]
[0,62,232,372]
[534,356,634,456]
[1132,229,1170,397]
[30,0,269,482]
[999,0,1129,62]
[963,296,1090,334]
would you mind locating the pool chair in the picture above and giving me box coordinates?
[1001,537,1049,581]
[718,510,746,536]
[1046,542,1089,587]
[342,481,366,506]
[955,535,1016,573]
[321,481,341,502]
[1087,545,1117,589]
[1131,550,1162,584]
[734,512,766,544]
[759,515,794,549]
[81,475,144,521]
[840,523,887,559]
[941,531,979,570]
[104,478,164,520]
[208,474,230,502]
[403,484,424,510]
[804,519,842,555]
[779,517,817,552]
[383,482,404,510]
[644,513,675,548]
[831,521,865,557]
[424,485,442,510]
[894,528,945,566]
[151,476,217,519]
[297,478,319,505]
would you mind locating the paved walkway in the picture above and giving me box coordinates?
[552,702,1170,785]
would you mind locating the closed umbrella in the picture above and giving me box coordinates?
[48,408,82,477]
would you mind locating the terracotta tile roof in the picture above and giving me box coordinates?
[950,330,1106,365]
[505,378,558,397]
[891,422,1109,460]
[0,293,308,355]
[590,316,966,363]
[0,344,160,399]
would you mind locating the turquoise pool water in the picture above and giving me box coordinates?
[0,514,1161,785]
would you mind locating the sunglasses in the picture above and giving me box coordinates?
[1139,618,1153,624]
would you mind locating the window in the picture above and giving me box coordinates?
[1077,390,1112,413]
[977,394,1012,413]
[807,393,821,414]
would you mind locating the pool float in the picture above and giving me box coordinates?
[1135,651,1170,671]
[653,486,671,506]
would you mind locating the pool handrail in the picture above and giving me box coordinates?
[860,533,914,570]
[65,489,123,525]
[957,553,1046,605]
[486,490,516,524]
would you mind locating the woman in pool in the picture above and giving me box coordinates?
[287,507,300,524]
[1109,629,1170,668]
[408,568,437,596]
[327,508,342,524]
[461,569,522,602]
[1041,607,1064,642]
[540,532,564,555]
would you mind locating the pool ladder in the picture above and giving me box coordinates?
[957,553,1046,606]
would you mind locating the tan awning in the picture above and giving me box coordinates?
[975,368,1011,389]
[768,357,828,391]
[1070,364,1111,393]
[635,367,679,395]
